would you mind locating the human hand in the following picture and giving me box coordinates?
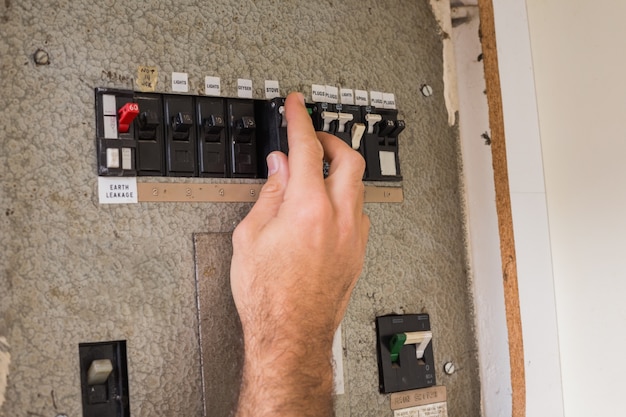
[230,92,369,416]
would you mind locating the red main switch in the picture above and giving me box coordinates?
[118,102,139,133]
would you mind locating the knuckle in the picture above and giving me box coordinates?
[260,177,282,198]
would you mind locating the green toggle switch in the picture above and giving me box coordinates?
[389,332,407,363]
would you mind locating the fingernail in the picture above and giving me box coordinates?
[267,153,279,176]
[296,92,305,105]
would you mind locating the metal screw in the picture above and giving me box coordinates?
[444,362,456,375]
[34,48,50,66]
[420,84,433,97]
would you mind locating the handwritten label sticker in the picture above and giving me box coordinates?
[205,76,221,96]
[370,91,384,107]
[383,93,397,109]
[340,88,355,105]
[394,402,448,417]
[172,72,189,92]
[237,78,253,98]
[325,85,339,104]
[265,80,280,99]
[355,90,369,106]
[390,386,447,410]
[98,177,138,204]
[137,66,158,92]
[312,84,326,102]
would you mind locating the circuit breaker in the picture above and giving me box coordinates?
[376,314,436,393]
[94,88,405,181]
[78,340,130,417]
[196,96,228,177]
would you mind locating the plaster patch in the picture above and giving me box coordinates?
[429,0,460,126]
[0,337,10,408]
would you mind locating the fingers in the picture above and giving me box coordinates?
[284,93,325,192]
[238,152,290,233]
[317,132,367,217]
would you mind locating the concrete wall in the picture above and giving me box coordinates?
[0,1,480,416]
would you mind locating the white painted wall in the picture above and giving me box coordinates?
[455,0,566,415]
[451,4,512,416]
[523,1,626,415]
[489,1,565,415]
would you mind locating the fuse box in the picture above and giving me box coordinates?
[94,88,405,181]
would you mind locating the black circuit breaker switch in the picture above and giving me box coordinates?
[227,99,258,178]
[376,314,436,394]
[95,88,138,176]
[164,95,197,176]
[79,340,130,417]
[135,93,165,176]
[255,97,288,178]
[196,96,228,177]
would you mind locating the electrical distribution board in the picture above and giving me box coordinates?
[95,88,405,181]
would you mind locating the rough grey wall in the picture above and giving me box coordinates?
[0,0,480,416]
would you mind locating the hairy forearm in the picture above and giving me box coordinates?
[230,93,369,417]
[236,326,335,417]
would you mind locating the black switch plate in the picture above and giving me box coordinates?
[227,98,257,178]
[255,97,288,178]
[376,314,435,393]
[362,107,403,182]
[135,92,165,176]
[164,95,197,176]
[196,96,228,177]
[78,340,130,417]
[95,88,138,176]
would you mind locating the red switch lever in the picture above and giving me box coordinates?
[118,102,140,133]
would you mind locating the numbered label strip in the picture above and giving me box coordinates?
[137,183,403,203]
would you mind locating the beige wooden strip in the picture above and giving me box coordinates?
[137,182,403,203]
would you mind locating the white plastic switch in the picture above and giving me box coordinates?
[121,148,132,170]
[321,111,339,132]
[404,331,433,360]
[336,112,353,133]
[278,106,287,128]
[106,148,120,169]
[379,151,397,176]
[87,359,113,385]
[351,123,366,150]
[365,113,382,134]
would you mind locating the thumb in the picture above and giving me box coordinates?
[244,152,290,229]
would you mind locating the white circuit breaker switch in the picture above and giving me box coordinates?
[87,359,113,385]
[404,331,433,360]
[106,148,120,169]
[351,123,366,150]
[336,112,354,133]
[379,151,397,176]
[365,113,382,134]
[278,106,287,128]
[321,111,339,132]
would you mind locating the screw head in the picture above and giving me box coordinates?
[420,84,433,97]
[444,362,456,375]
[34,48,50,66]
